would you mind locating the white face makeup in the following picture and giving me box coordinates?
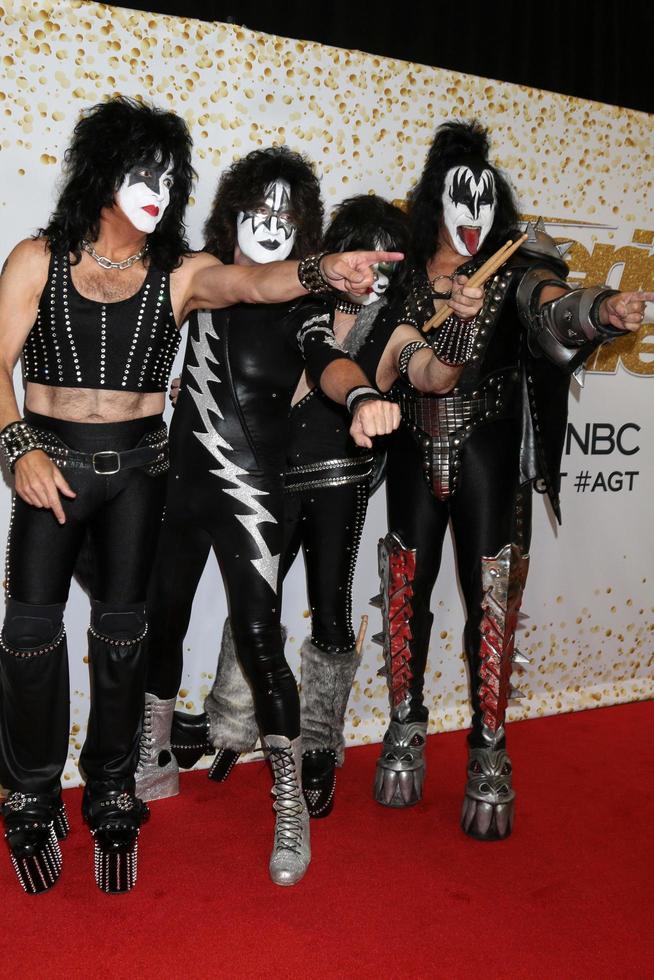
[346,260,396,306]
[116,160,173,234]
[236,179,297,264]
[442,165,496,256]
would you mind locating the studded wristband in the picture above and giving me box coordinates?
[431,315,479,366]
[0,420,43,471]
[398,340,430,381]
[297,252,331,295]
[346,385,380,416]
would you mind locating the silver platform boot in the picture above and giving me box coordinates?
[135,693,179,802]
[264,734,310,886]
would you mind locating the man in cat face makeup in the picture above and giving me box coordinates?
[372,120,652,839]
[0,99,400,897]
[136,148,400,887]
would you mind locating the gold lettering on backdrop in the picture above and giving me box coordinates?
[559,233,654,377]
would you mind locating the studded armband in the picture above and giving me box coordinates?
[430,315,479,366]
[0,420,43,471]
[398,340,430,382]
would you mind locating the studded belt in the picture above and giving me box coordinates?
[284,454,374,493]
[33,425,169,477]
[396,370,519,500]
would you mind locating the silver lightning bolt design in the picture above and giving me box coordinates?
[187,310,280,593]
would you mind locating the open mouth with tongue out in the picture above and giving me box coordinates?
[458,225,481,255]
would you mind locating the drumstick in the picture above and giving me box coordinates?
[422,233,529,334]
[355,614,369,655]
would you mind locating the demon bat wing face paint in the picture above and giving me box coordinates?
[236,179,297,264]
[116,159,174,234]
[442,165,496,257]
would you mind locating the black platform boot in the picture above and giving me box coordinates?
[299,637,360,818]
[2,791,68,895]
[170,710,215,769]
[81,615,150,892]
[82,781,149,894]
[0,614,70,894]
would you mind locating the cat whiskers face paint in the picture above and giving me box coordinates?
[237,179,297,264]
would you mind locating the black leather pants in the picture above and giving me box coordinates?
[0,413,166,794]
[147,466,300,739]
[385,419,532,745]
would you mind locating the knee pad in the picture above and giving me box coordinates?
[2,599,66,649]
[90,600,146,641]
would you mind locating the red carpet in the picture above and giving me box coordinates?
[1,701,653,979]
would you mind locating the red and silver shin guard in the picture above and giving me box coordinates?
[372,532,428,808]
[461,543,530,840]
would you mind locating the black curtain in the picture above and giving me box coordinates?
[105,1,653,114]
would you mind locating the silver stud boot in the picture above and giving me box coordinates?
[264,734,310,886]
[374,719,428,807]
[461,745,515,840]
[135,692,179,802]
[2,792,65,895]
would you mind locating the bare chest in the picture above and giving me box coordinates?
[70,263,147,303]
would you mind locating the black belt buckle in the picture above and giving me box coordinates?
[92,450,121,475]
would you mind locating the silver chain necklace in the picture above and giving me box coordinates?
[81,239,149,271]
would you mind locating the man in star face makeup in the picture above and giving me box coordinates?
[0,97,402,897]
[373,119,652,839]
[116,160,174,235]
[136,150,400,887]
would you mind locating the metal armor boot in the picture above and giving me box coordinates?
[461,739,515,840]
[135,692,179,802]
[371,533,432,807]
[82,781,150,894]
[461,543,529,841]
[2,791,69,895]
[264,734,310,886]
[374,719,428,807]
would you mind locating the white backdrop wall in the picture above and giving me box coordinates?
[1,0,653,787]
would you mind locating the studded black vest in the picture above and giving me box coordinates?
[23,252,180,393]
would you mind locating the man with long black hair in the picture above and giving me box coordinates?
[135,149,400,886]
[372,120,652,838]
[0,97,400,895]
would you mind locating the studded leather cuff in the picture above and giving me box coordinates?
[398,340,430,381]
[0,420,43,472]
[431,315,479,366]
[297,253,331,295]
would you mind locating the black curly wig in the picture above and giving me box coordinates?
[409,120,520,266]
[203,146,323,263]
[323,194,411,302]
[40,96,195,272]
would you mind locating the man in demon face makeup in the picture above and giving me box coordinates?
[372,120,652,840]
[136,149,400,887]
[443,164,496,258]
[0,98,401,898]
